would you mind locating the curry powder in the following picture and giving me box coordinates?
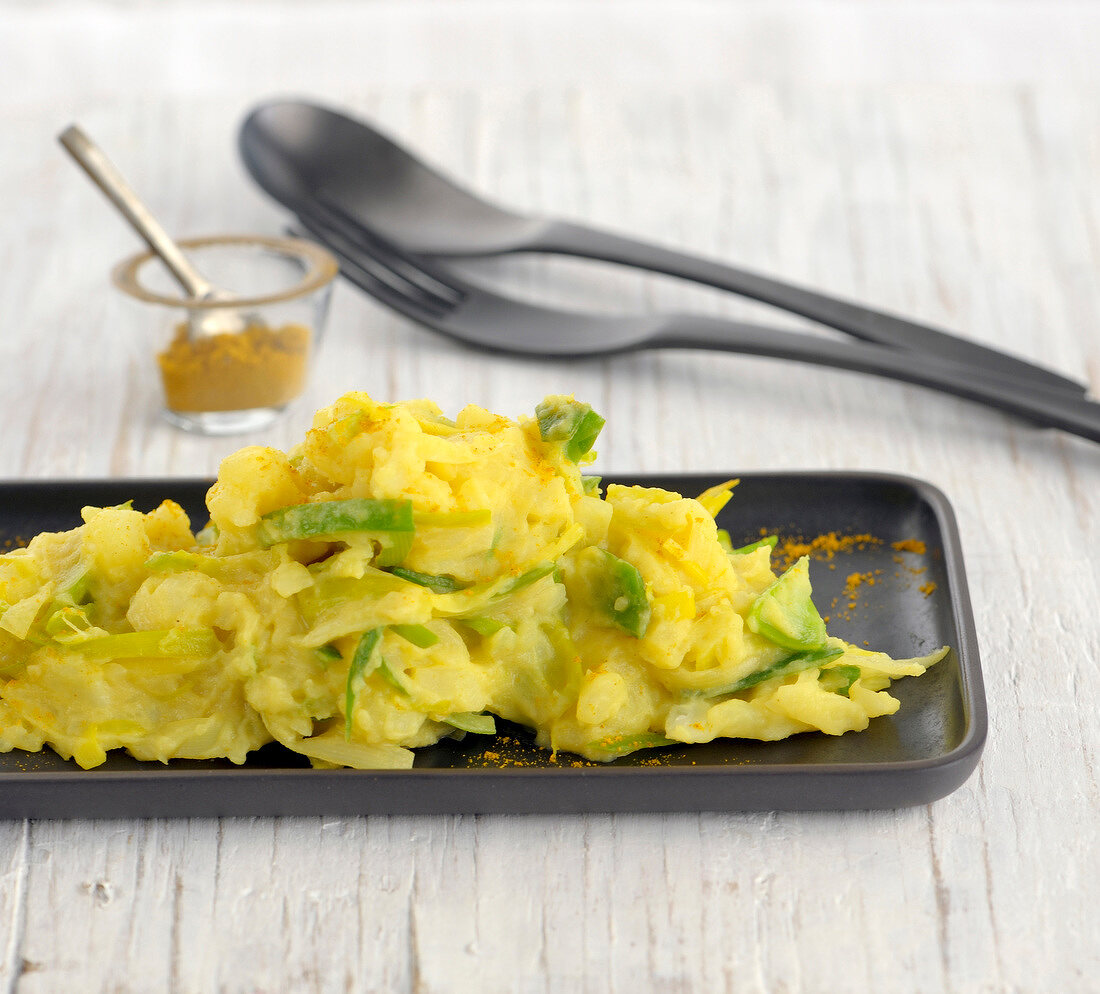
[158,322,311,413]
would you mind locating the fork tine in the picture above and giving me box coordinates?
[295,213,451,323]
[294,210,457,318]
[301,204,459,317]
[312,196,466,309]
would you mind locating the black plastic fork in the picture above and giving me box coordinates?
[295,200,1100,443]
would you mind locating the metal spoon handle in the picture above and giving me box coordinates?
[58,124,213,299]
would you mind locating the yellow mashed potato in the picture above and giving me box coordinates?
[0,393,945,770]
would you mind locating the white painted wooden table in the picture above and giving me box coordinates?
[1,2,1098,990]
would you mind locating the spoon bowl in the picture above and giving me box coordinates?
[240,101,549,255]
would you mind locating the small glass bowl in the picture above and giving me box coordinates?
[112,234,338,435]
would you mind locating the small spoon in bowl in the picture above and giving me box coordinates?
[59,124,247,336]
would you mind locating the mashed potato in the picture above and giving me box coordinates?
[0,393,945,769]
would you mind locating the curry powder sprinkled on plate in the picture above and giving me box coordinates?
[844,571,877,591]
[775,531,881,568]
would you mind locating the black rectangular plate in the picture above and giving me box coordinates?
[0,472,985,817]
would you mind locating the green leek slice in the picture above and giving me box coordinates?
[819,664,861,697]
[699,646,845,699]
[345,628,383,739]
[535,398,605,462]
[596,551,650,638]
[498,562,556,597]
[746,556,827,650]
[75,628,218,660]
[731,535,778,556]
[376,658,410,695]
[390,568,469,594]
[444,712,497,735]
[373,530,414,568]
[587,731,677,758]
[459,616,506,637]
[260,498,414,546]
[56,565,90,606]
[391,624,439,648]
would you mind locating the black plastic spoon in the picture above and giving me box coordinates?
[239,98,1089,397]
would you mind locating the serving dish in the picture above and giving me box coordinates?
[0,471,984,817]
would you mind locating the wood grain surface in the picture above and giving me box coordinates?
[1,2,1098,991]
